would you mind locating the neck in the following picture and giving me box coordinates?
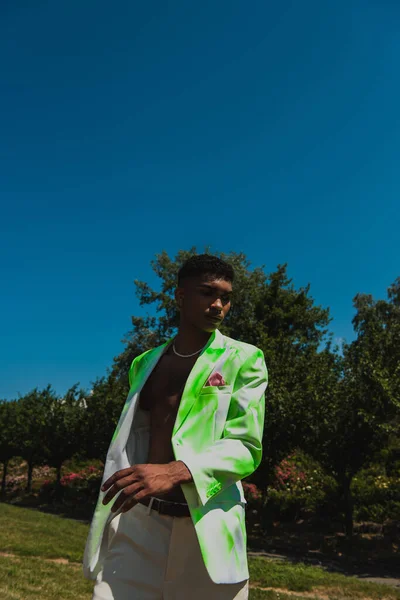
[173,323,213,355]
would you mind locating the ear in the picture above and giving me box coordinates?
[175,287,184,308]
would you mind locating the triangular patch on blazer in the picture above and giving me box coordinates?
[172,329,226,436]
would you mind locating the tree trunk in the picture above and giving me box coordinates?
[1,461,8,498]
[260,491,274,532]
[342,477,354,537]
[26,461,33,493]
[56,464,62,485]
[54,464,63,502]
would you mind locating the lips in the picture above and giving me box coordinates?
[205,315,222,323]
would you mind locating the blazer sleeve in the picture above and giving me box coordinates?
[181,348,268,506]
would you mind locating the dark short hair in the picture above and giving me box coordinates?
[178,254,234,286]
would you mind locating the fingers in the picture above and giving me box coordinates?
[119,488,150,513]
[102,467,136,492]
[111,482,143,513]
[119,497,137,513]
[102,473,139,505]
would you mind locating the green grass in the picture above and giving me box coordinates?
[250,556,400,599]
[1,504,399,600]
[249,591,325,600]
[0,554,92,600]
[0,503,89,562]
[250,592,323,599]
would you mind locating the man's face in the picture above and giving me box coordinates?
[176,275,232,332]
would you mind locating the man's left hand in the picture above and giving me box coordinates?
[101,462,192,513]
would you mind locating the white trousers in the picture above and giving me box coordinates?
[92,501,249,600]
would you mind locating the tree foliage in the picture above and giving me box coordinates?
[82,375,128,463]
[306,279,400,534]
[0,400,19,495]
[1,250,398,537]
[15,386,55,492]
[44,384,87,485]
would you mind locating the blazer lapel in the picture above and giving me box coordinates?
[172,329,226,437]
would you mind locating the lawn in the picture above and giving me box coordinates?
[0,504,399,600]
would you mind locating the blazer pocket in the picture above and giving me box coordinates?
[200,385,232,395]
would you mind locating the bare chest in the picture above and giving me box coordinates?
[138,354,196,420]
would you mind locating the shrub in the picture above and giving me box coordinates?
[39,465,103,508]
[264,450,337,522]
[243,482,262,506]
[242,482,263,533]
[352,465,400,523]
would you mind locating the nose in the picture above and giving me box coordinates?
[211,298,223,311]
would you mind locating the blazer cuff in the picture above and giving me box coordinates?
[180,452,223,506]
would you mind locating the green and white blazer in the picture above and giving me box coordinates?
[83,329,268,584]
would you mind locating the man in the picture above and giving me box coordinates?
[83,254,268,599]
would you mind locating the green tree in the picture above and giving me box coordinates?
[110,318,161,386]
[0,400,19,497]
[307,279,400,535]
[44,384,87,487]
[16,386,54,492]
[224,262,333,490]
[82,375,129,462]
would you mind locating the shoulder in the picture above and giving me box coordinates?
[221,334,268,387]
[221,334,265,363]
[128,343,164,385]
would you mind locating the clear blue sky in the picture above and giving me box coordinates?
[1,1,399,399]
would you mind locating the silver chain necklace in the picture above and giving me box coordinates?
[172,342,206,358]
